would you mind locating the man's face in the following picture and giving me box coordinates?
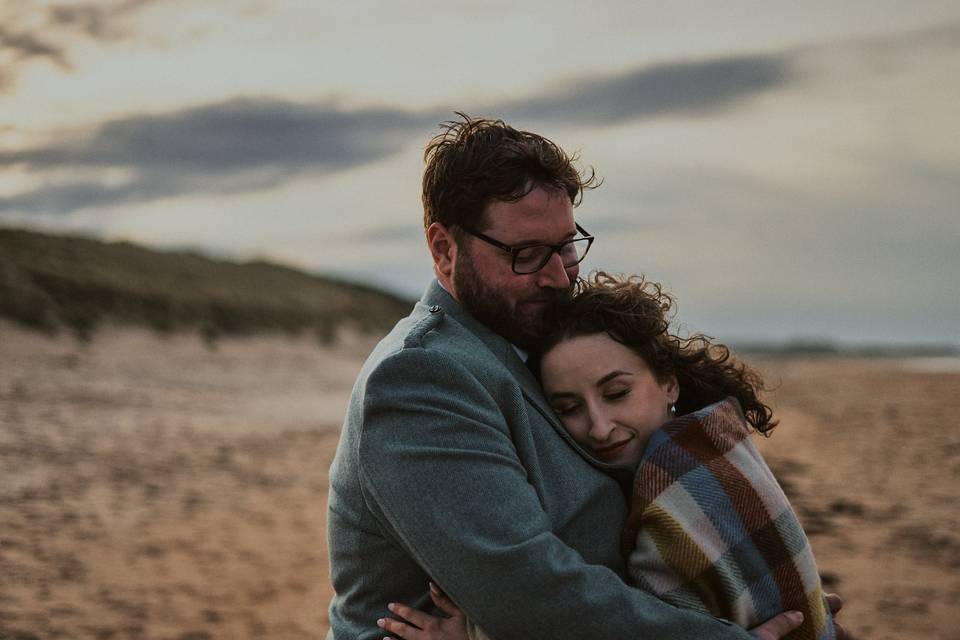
[452,186,580,349]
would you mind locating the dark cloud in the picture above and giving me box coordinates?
[0,0,163,92]
[47,0,160,41]
[0,99,434,214]
[3,99,430,172]
[497,54,794,125]
[495,21,960,126]
[0,48,813,216]
[0,180,161,214]
[0,26,70,69]
[0,47,806,215]
[0,166,295,213]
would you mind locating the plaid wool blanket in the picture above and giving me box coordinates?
[623,398,835,640]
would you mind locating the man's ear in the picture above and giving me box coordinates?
[426,222,458,282]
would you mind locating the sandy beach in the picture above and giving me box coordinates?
[1,322,958,639]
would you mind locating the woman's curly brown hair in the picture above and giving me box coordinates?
[538,272,777,434]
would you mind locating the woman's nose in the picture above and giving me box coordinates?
[587,408,614,441]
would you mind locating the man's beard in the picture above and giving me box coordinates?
[453,251,571,350]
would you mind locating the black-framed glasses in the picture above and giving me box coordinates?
[459,223,595,275]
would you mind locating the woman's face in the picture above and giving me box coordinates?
[540,332,678,465]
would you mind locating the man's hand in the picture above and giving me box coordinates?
[376,583,469,640]
[749,611,804,639]
[749,593,849,640]
[826,593,850,639]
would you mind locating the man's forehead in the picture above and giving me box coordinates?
[482,189,576,242]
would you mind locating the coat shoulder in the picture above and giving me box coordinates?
[374,303,498,368]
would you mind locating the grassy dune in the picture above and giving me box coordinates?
[0,227,412,343]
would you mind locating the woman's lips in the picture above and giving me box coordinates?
[592,435,635,461]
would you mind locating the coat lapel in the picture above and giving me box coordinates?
[421,282,564,432]
[419,281,635,481]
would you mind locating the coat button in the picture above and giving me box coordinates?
[429,305,441,313]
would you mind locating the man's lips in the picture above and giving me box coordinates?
[592,435,635,460]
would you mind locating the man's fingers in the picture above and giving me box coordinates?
[825,592,843,615]
[429,582,464,618]
[824,592,851,638]
[749,611,804,640]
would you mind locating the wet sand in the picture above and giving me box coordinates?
[753,356,960,640]
[0,324,364,639]
[1,323,957,639]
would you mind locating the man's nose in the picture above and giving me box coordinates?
[536,251,572,289]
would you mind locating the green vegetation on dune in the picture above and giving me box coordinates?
[0,227,413,342]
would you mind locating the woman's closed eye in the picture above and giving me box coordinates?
[553,402,581,416]
[603,387,630,401]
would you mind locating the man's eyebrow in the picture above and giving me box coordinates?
[597,370,632,386]
[511,230,578,248]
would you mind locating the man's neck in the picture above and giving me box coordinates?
[436,275,456,301]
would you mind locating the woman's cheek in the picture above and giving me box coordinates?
[566,419,590,447]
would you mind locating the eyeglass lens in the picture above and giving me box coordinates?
[513,238,591,274]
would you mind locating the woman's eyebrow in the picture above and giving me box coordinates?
[547,370,633,400]
[597,370,632,387]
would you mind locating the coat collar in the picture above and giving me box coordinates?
[421,280,544,405]
[419,280,636,483]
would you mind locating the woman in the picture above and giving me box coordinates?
[378,273,835,640]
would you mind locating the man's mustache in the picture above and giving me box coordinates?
[530,289,574,305]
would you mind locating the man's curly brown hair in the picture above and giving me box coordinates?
[422,113,599,231]
[539,272,777,434]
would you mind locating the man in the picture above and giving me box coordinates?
[326,115,841,639]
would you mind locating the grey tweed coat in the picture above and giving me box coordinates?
[325,280,751,640]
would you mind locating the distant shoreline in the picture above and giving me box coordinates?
[733,341,960,358]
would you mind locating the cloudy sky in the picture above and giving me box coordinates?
[2,1,958,345]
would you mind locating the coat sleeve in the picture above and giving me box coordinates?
[357,347,752,640]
